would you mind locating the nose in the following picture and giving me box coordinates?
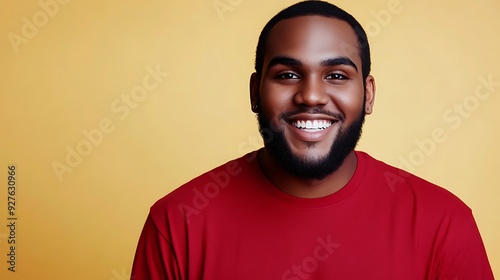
[293,76,329,107]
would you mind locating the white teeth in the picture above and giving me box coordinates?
[293,120,333,130]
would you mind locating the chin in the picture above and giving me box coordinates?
[288,145,333,162]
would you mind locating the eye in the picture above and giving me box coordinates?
[275,72,300,79]
[325,73,348,80]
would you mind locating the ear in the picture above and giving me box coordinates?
[250,72,260,113]
[364,75,376,115]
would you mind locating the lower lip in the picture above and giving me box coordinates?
[287,122,336,142]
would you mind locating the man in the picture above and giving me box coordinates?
[131,1,494,279]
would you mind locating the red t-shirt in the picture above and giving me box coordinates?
[131,151,494,279]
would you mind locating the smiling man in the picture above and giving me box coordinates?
[131,1,494,279]
[251,11,374,199]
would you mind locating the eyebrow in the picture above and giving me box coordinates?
[266,56,302,70]
[266,55,358,72]
[320,57,358,72]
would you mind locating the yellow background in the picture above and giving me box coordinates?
[0,0,498,279]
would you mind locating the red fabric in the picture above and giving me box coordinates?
[131,151,494,280]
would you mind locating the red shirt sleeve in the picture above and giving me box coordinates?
[434,209,494,280]
[131,214,181,280]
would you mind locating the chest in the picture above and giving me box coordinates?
[183,205,432,280]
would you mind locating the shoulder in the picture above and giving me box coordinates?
[149,152,258,223]
[357,153,494,278]
[357,151,472,216]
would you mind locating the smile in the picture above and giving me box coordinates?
[292,120,333,131]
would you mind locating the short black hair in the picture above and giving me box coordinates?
[254,1,371,81]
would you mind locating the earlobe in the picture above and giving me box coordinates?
[250,72,260,113]
[364,75,376,115]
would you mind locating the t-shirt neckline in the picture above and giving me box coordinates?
[248,150,367,209]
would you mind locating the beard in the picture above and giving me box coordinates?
[257,106,365,180]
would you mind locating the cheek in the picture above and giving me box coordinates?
[260,84,295,117]
[330,85,365,119]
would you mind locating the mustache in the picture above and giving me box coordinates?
[280,107,345,122]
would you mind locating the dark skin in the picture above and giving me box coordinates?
[250,16,376,198]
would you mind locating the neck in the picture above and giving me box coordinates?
[258,149,358,198]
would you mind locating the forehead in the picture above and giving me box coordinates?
[264,15,361,67]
